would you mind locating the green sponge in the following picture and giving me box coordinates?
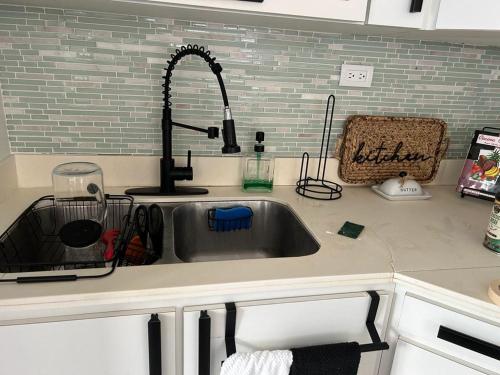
[338,221,365,239]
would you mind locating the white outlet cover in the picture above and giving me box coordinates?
[339,63,374,87]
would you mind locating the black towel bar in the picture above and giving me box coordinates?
[197,291,389,374]
[361,291,390,352]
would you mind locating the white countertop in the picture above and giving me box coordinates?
[0,185,498,317]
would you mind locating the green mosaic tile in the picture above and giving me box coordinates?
[0,5,499,158]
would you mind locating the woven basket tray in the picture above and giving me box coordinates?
[336,116,448,184]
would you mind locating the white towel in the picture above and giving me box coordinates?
[220,350,293,375]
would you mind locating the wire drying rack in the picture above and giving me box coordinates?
[296,94,342,200]
[0,195,134,283]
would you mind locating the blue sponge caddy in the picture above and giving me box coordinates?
[208,206,253,232]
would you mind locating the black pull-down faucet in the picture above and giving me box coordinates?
[126,45,240,196]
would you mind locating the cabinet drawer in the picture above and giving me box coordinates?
[0,311,175,375]
[183,291,390,375]
[398,295,500,373]
[391,340,488,375]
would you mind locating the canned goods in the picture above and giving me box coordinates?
[484,192,500,254]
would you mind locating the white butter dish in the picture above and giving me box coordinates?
[371,184,432,201]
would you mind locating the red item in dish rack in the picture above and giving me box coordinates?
[101,229,120,261]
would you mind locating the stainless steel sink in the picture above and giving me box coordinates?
[0,198,319,274]
[167,200,319,263]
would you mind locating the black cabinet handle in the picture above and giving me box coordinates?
[437,326,500,361]
[225,302,237,357]
[410,0,423,12]
[199,311,211,375]
[148,314,162,375]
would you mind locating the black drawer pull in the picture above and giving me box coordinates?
[410,0,423,12]
[437,326,500,361]
[148,314,162,375]
[199,311,211,375]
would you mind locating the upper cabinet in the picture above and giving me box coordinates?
[9,0,500,44]
[435,0,500,30]
[367,0,439,29]
[149,0,369,22]
[367,0,500,33]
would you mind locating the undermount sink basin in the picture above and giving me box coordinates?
[0,198,319,274]
[0,197,320,272]
[170,200,320,263]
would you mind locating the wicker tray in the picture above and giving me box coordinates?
[336,116,448,184]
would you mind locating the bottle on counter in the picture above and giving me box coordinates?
[484,191,500,254]
[242,131,274,192]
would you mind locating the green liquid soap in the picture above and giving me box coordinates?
[243,179,274,192]
[242,131,274,193]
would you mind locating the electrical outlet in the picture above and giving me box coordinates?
[339,64,374,87]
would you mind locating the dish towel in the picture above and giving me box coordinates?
[289,342,361,375]
[220,350,293,375]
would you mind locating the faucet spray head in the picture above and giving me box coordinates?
[222,106,241,154]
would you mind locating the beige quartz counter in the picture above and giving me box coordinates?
[0,185,498,315]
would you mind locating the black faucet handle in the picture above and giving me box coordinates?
[169,150,193,181]
[207,127,219,139]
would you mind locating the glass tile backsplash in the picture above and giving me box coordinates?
[0,5,499,158]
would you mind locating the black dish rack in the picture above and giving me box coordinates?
[0,195,136,283]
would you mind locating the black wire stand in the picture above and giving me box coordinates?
[296,94,342,200]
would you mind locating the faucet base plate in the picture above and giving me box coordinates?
[125,186,209,196]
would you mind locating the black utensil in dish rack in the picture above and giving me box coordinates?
[128,204,164,265]
[296,94,343,200]
[0,195,134,283]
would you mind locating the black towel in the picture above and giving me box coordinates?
[289,342,361,375]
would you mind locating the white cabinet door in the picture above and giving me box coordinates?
[0,311,175,375]
[367,0,438,29]
[184,291,390,375]
[436,0,500,30]
[390,340,488,375]
[152,0,368,22]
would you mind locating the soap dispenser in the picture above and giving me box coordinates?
[242,131,274,192]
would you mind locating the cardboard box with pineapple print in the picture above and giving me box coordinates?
[457,128,500,200]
